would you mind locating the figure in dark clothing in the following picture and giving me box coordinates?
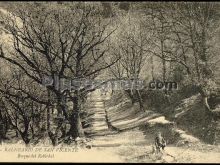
[155,132,166,153]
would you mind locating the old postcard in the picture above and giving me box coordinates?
[0,1,220,163]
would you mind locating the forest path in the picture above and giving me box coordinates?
[84,90,220,163]
[1,90,220,163]
[89,126,220,163]
[83,90,113,135]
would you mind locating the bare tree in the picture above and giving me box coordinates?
[0,3,119,142]
[109,13,150,110]
[0,68,47,145]
[165,2,220,110]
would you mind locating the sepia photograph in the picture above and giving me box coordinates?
[0,1,220,163]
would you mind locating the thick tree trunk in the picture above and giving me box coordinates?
[46,105,57,146]
[20,122,30,145]
[40,108,47,138]
[56,99,67,139]
[47,91,61,146]
[0,109,6,140]
[57,94,68,119]
[48,117,63,146]
[21,134,30,145]
[48,131,58,146]
[69,92,84,139]
[69,112,84,138]
[3,117,9,139]
[45,91,68,146]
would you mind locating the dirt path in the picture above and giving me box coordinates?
[1,90,220,163]
[85,90,220,163]
[89,127,220,163]
[1,127,219,163]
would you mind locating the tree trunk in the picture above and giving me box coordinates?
[69,91,84,139]
[136,90,144,111]
[46,105,56,145]
[57,93,68,120]
[125,90,135,104]
[151,56,155,81]
[48,119,62,146]
[40,107,47,138]
[49,93,68,145]
[47,91,59,146]
[111,89,114,96]
[162,58,166,82]
[103,101,119,132]
[20,124,30,145]
[194,53,201,81]
[4,117,9,139]
[161,22,166,83]
[69,112,84,138]
[0,109,6,140]
[203,96,211,111]
[48,131,58,146]
[30,124,34,139]
[198,85,211,111]
[22,134,30,145]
